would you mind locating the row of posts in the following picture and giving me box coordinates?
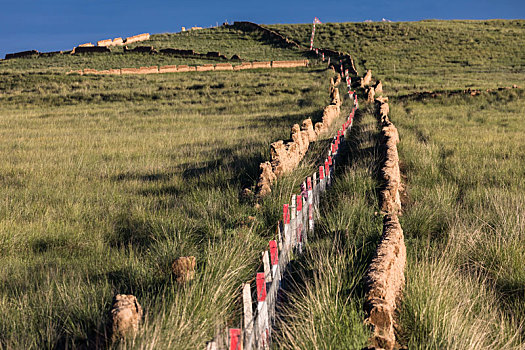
[208,56,358,350]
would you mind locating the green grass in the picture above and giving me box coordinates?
[0,66,342,348]
[267,20,525,348]
[126,26,307,61]
[0,26,307,73]
[269,20,525,94]
[1,18,525,349]
[392,89,525,348]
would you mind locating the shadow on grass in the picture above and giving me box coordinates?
[272,107,383,341]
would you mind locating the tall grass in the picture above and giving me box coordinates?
[268,20,525,95]
[0,66,339,348]
[393,89,525,348]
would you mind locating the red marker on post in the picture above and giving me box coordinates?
[319,165,324,180]
[269,240,278,266]
[328,155,332,166]
[307,177,312,191]
[283,204,289,224]
[229,329,241,350]
[296,194,302,211]
[256,272,266,302]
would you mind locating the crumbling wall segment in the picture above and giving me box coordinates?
[364,92,406,350]
[255,75,342,197]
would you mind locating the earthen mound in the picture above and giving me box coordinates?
[110,294,143,341]
[172,256,197,283]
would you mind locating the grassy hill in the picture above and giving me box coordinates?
[270,20,525,94]
[0,20,524,349]
[270,20,525,349]
[0,26,306,73]
[0,41,346,346]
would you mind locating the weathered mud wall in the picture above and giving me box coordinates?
[4,50,39,59]
[110,294,142,341]
[252,61,272,69]
[271,60,308,68]
[124,33,150,44]
[159,65,178,73]
[214,63,234,71]
[98,37,124,47]
[68,60,310,76]
[232,22,302,49]
[363,90,406,350]
[365,214,406,350]
[255,75,342,197]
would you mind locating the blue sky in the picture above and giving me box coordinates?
[0,0,523,58]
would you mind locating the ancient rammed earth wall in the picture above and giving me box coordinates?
[362,71,406,350]
[66,60,309,76]
[255,73,342,197]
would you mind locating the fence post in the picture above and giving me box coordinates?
[324,160,330,187]
[262,251,272,284]
[277,221,283,252]
[301,183,308,246]
[307,176,314,236]
[243,283,253,349]
[283,204,290,252]
[290,195,297,249]
[296,194,303,254]
[269,241,278,278]
[319,165,325,193]
[256,272,269,349]
[230,329,241,350]
[268,240,279,325]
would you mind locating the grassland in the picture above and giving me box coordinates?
[393,89,525,348]
[0,26,306,73]
[0,61,345,348]
[1,19,524,349]
[270,20,525,349]
[269,20,525,94]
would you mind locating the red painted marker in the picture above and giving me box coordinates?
[229,329,241,350]
[328,156,332,166]
[307,177,312,190]
[269,240,278,266]
[325,160,329,174]
[319,165,324,180]
[283,204,289,224]
[256,272,266,302]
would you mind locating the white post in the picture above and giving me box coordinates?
[307,176,314,235]
[295,194,303,254]
[262,251,272,284]
[283,204,291,252]
[256,272,269,350]
[290,195,297,249]
[243,283,253,349]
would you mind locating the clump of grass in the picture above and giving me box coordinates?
[400,251,522,349]
[275,236,369,350]
[393,89,525,347]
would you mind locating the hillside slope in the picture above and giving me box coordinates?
[269,20,525,94]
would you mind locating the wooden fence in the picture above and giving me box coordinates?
[207,57,358,349]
